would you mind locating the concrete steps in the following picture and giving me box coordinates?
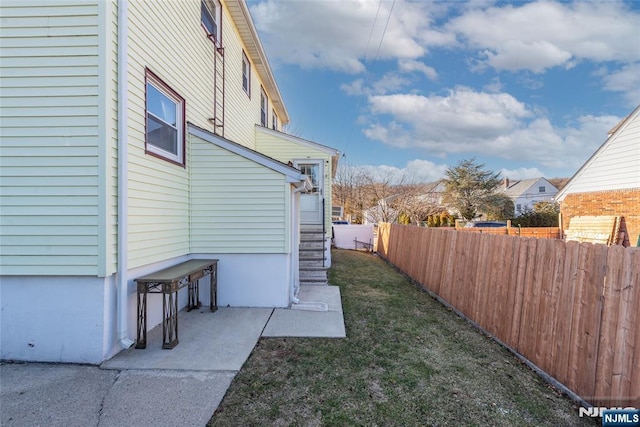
[299,228,328,286]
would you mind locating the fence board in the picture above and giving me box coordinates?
[594,245,624,405]
[376,223,638,406]
[611,248,640,407]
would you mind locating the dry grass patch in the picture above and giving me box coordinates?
[209,249,596,426]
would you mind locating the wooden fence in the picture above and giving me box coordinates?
[376,223,640,407]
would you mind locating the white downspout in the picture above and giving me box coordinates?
[117,0,134,349]
[290,182,308,304]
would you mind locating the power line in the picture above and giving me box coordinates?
[340,0,396,163]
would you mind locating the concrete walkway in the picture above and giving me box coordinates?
[0,286,345,427]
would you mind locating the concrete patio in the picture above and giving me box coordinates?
[1,285,345,427]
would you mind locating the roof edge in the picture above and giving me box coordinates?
[188,122,305,182]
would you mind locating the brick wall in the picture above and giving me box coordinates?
[560,188,640,247]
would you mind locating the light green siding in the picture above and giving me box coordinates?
[255,128,337,232]
[190,135,289,253]
[0,1,116,276]
[124,0,291,267]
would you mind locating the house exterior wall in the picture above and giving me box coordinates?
[255,127,337,232]
[513,178,558,214]
[0,0,117,277]
[190,134,290,253]
[559,188,640,246]
[1,276,116,363]
[125,0,288,268]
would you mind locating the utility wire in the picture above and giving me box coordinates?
[340,0,396,164]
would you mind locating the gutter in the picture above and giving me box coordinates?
[117,0,134,349]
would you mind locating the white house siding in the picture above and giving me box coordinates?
[513,178,558,213]
[561,111,640,194]
[190,135,289,253]
[0,1,117,276]
[255,127,337,231]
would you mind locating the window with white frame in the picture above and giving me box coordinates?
[242,51,251,96]
[145,69,185,165]
[201,0,221,45]
[272,109,278,130]
[260,88,268,126]
[539,186,545,193]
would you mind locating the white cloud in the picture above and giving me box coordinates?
[250,0,437,73]
[448,1,640,73]
[398,59,438,80]
[602,63,640,107]
[500,167,547,180]
[356,159,449,184]
[363,87,621,172]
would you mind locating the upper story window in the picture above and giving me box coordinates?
[145,69,185,165]
[539,186,545,193]
[201,0,221,45]
[260,88,268,126]
[242,51,251,96]
[272,109,278,130]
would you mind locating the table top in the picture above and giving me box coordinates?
[135,259,218,283]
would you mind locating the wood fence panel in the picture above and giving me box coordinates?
[502,237,522,348]
[422,228,436,291]
[508,237,531,350]
[486,235,506,338]
[469,233,489,323]
[534,238,559,374]
[440,230,458,306]
[448,230,465,311]
[630,249,640,407]
[594,245,625,406]
[541,239,566,377]
[416,227,428,289]
[517,238,540,358]
[611,248,640,407]
[576,244,607,402]
[375,223,638,406]
[552,240,580,387]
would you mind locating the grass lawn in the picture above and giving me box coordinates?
[209,249,596,426]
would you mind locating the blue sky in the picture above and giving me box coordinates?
[247,0,640,182]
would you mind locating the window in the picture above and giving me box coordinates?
[539,186,545,193]
[145,69,185,165]
[260,88,268,126]
[516,204,522,211]
[299,163,320,193]
[242,51,251,96]
[272,109,278,130]
[201,0,221,44]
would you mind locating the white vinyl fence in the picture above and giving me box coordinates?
[331,224,374,250]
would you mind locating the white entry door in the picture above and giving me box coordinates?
[295,160,323,225]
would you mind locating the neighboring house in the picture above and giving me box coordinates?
[500,177,558,216]
[0,0,338,363]
[555,105,640,246]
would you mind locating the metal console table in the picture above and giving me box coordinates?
[135,259,218,349]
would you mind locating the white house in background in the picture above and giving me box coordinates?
[0,0,338,364]
[500,177,559,216]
